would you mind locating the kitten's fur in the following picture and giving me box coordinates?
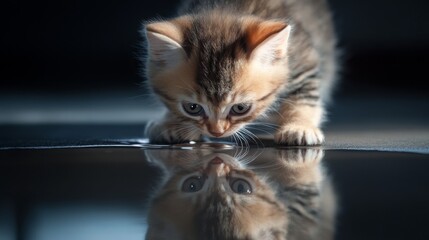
[144,148,336,240]
[143,0,337,145]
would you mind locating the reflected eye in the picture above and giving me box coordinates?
[230,179,252,194]
[182,102,204,116]
[182,176,204,192]
[230,103,251,116]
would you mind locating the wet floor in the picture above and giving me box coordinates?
[1,144,429,240]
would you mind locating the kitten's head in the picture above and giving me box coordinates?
[145,152,288,240]
[143,13,291,138]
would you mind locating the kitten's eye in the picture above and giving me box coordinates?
[230,103,251,116]
[183,102,204,116]
[230,179,252,195]
[182,176,204,192]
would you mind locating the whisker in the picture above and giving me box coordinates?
[232,132,243,159]
[236,132,247,160]
[235,130,250,160]
[248,122,278,129]
[239,148,264,166]
[247,160,285,170]
[242,128,264,148]
[245,126,274,136]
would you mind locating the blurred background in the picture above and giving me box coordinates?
[1,0,428,129]
[1,0,429,93]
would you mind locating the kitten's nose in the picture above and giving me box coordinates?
[207,121,228,137]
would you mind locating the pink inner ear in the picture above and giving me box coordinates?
[145,16,192,47]
[245,21,288,54]
[145,22,183,45]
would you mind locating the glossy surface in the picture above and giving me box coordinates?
[1,146,429,240]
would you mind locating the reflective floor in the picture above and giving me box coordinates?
[1,144,429,240]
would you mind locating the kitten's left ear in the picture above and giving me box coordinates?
[144,19,188,69]
[246,21,291,64]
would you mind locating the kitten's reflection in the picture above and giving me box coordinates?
[144,148,336,240]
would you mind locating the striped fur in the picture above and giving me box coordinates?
[144,148,336,240]
[143,0,337,145]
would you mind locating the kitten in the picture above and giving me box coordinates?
[144,148,336,240]
[142,0,337,145]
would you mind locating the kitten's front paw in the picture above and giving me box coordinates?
[275,124,324,146]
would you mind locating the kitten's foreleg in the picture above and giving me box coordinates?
[145,114,202,144]
[274,83,325,146]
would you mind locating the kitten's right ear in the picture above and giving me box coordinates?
[245,21,291,64]
[144,21,187,69]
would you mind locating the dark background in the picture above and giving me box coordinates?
[2,0,429,97]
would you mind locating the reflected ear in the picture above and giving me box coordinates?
[144,21,187,69]
[246,21,291,64]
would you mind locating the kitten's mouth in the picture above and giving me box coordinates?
[203,154,241,175]
[207,131,225,138]
[204,130,233,138]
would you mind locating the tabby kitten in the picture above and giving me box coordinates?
[143,0,337,145]
[144,148,336,240]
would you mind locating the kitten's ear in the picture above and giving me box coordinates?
[144,20,187,69]
[246,21,291,63]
